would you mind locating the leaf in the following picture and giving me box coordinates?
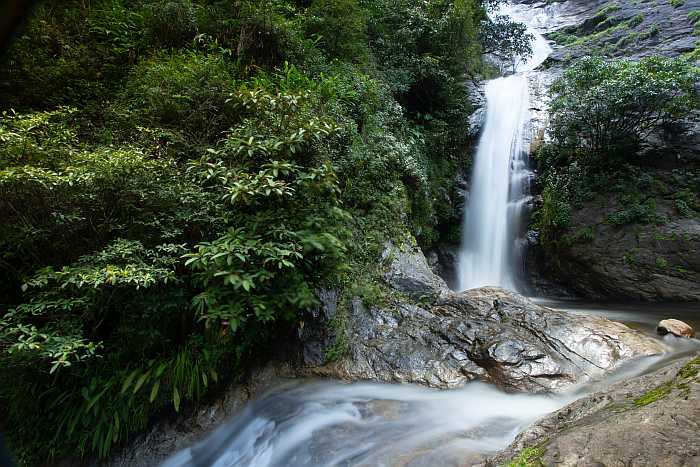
[121,369,139,395]
[132,371,150,395]
[149,380,160,403]
[173,387,181,412]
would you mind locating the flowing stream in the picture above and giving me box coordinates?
[160,6,700,467]
[163,329,697,467]
[457,5,552,292]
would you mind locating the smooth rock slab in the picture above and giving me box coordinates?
[310,287,667,393]
[489,355,700,466]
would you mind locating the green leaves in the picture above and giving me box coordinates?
[549,55,700,161]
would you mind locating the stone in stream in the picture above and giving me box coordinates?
[305,244,666,392]
[489,355,700,467]
[657,318,696,339]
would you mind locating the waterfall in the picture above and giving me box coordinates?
[457,6,552,292]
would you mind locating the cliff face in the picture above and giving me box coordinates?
[527,0,700,301]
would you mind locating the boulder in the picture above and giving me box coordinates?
[381,241,449,298]
[309,287,666,393]
[657,318,696,338]
[298,288,340,366]
[534,198,700,302]
[489,355,700,466]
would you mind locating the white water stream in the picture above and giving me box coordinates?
[457,6,552,292]
[163,334,697,467]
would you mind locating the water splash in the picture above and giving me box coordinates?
[162,381,572,467]
[457,7,552,292]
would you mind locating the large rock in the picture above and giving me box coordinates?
[657,319,696,338]
[542,0,699,63]
[490,354,700,466]
[309,287,666,393]
[381,241,449,298]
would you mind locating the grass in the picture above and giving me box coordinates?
[505,445,547,467]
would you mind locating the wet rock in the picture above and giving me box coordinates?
[657,319,695,339]
[489,355,700,467]
[381,241,449,298]
[309,287,666,393]
[425,243,460,290]
[299,288,340,365]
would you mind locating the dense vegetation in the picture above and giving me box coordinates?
[534,54,700,250]
[0,0,528,463]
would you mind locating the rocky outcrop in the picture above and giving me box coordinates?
[536,192,700,302]
[541,0,698,65]
[658,319,696,338]
[309,286,666,393]
[381,241,449,298]
[490,354,700,466]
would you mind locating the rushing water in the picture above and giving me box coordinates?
[457,6,552,292]
[162,327,698,467]
[163,382,573,467]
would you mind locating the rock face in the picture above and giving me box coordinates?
[381,241,449,298]
[536,194,700,302]
[518,0,700,301]
[490,355,700,467]
[309,286,666,393]
[545,0,698,63]
[657,319,696,338]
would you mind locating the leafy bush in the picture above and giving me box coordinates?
[549,56,700,162]
[144,0,198,48]
[305,0,367,60]
[606,197,667,225]
[123,52,238,151]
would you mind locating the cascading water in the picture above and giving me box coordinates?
[163,381,574,467]
[457,7,552,292]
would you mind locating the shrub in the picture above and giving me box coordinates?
[144,0,198,48]
[305,0,367,61]
[123,52,238,151]
[549,55,700,164]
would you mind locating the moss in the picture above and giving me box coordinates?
[629,13,645,27]
[633,356,700,406]
[596,3,622,16]
[504,445,547,467]
[670,0,685,7]
[633,382,673,406]
[678,356,700,379]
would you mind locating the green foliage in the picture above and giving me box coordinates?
[481,14,534,67]
[606,197,667,226]
[123,51,237,151]
[0,0,506,462]
[144,0,198,48]
[505,445,547,467]
[305,0,367,60]
[549,56,700,161]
